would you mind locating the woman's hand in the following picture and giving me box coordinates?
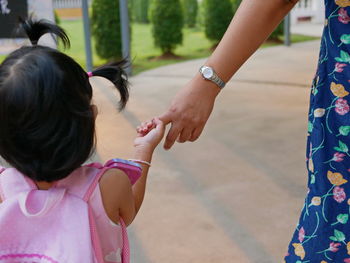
[159,75,220,150]
[134,118,165,152]
[157,0,298,150]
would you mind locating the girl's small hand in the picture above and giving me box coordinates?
[134,118,165,151]
[136,120,155,137]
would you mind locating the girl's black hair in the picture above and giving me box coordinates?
[0,18,129,182]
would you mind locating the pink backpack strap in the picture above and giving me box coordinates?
[84,159,142,263]
[120,219,130,263]
[82,159,142,202]
[18,187,66,217]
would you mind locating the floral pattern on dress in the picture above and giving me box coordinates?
[285,0,350,262]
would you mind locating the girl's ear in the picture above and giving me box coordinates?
[91,105,98,119]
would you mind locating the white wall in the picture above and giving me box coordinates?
[291,0,325,24]
[0,0,55,52]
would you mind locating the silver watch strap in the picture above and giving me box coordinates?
[211,74,226,89]
[199,66,226,89]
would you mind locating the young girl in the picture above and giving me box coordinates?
[0,18,164,262]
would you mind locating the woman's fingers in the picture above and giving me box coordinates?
[177,127,193,143]
[190,126,205,142]
[164,123,182,150]
[158,111,173,125]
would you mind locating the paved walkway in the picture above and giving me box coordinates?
[90,40,321,263]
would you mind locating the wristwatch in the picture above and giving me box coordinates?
[199,66,226,89]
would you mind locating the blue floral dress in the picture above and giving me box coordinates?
[285,1,350,262]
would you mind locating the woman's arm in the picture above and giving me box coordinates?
[160,0,299,150]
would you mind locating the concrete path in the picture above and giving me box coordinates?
[90,40,321,263]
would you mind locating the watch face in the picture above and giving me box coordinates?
[202,67,214,79]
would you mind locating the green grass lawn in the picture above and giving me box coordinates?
[0,19,319,75]
[58,20,216,74]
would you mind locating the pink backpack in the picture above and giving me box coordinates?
[0,159,141,263]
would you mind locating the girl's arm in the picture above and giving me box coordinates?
[101,119,165,226]
[159,0,299,150]
[131,118,165,214]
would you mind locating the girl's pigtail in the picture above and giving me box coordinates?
[18,17,70,48]
[91,60,130,110]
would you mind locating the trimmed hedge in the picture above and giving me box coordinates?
[150,0,184,54]
[203,0,233,44]
[133,0,149,23]
[232,0,240,13]
[92,0,122,60]
[182,0,198,28]
[269,20,284,41]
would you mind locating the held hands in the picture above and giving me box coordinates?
[136,75,220,151]
[159,76,220,150]
[134,118,165,152]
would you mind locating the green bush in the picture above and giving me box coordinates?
[182,0,198,28]
[203,0,233,44]
[150,0,184,55]
[129,0,135,21]
[231,0,241,13]
[133,0,149,23]
[196,0,205,29]
[269,20,284,41]
[92,0,122,60]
